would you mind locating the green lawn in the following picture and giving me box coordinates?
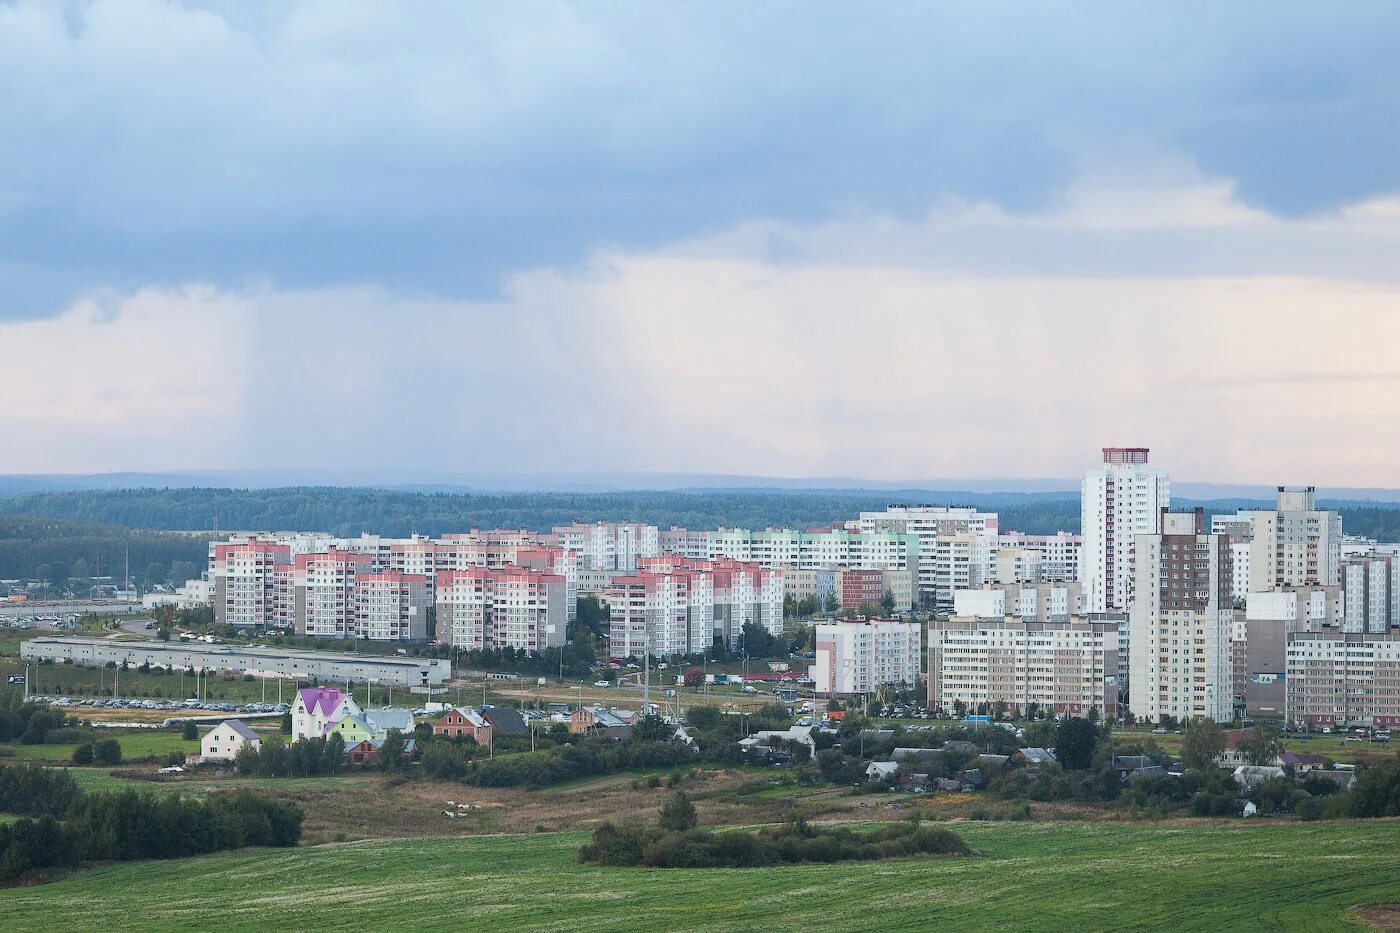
[54,767,377,796]
[3,731,198,763]
[1,820,1398,930]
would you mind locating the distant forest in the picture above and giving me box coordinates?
[0,516,210,584]
[0,487,1397,581]
[0,487,1084,538]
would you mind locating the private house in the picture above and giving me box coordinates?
[1112,755,1165,783]
[1215,730,1286,768]
[346,737,418,766]
[201,720,261,761]
[859,728,895,745]
[481,706,527,736]
[1015,748,1057,768]
[433,707,493,748]
[974,753,1010,776]
[1232,765,1286,790]
[570,706,632,740]
[1302,769,1355,792]
[890,747,942,765]
[328,713,377,747]
[866,760,900,782]
[957,767,986,789]
[1280,752,1328,773]
[365,708,416,735]
[292,686,362,740]
[737,726,818,756]
[943,740,978,756]
[898,772,934,793]
[673,725,699,751]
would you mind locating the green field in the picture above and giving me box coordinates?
[1,819,1398,931]
[3,731,198,763]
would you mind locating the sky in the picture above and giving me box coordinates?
[2,1,1399,486]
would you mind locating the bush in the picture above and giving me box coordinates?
[181,721,199,741]
[659,792,697,832]
[93,739,122,766]
[582,818,972,869]
[71,743,94,765]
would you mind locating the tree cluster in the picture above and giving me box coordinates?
[579,805,969,869]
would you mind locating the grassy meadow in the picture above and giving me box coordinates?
[1,819,1398,931]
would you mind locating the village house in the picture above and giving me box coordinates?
[365,708,417,735]
[292,686,362,741]
[738,725,818,756]
[569,706,632,740]
[346,737,417,766]
[1279,752,1328,774]
[433,707,493,748]
[1015,748,1057,768]
[1112,755,1166,783]
[1233,765,1286,790]
[201,720,261,761]
[328,713,378,747]
[481,706,528,736]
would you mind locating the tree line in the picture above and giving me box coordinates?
[0,763,301,884]
[0,487,1088,537]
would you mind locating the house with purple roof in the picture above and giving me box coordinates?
[292,686,362,740]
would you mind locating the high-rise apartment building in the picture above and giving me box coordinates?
[210,538,293,628]
[1128,509,1233,723]
[294,549,374,639]
[1082,447,1170,613]
[1342,555,1397,634]
[353,572,431,642]
[810,618,922,697]
[435,566,567,652]
[854,505,998,606]
[550,522,660,573]
[929,615,1119,717]
[1212,487,1342,594]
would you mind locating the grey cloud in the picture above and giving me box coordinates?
[3,2,1400,316]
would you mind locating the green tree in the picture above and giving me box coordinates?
[71,742,94,765]
[658,791,698,832]
[1237,721,1284,766]
[685,706,721,732]
[1055,717,1096,770]
[880,590,896,614]
[1180,719,1226,771]
[181,720,199,741]
[378,730,408,772]
[93,738,122,765]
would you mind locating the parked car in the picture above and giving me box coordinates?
[1151,727,1168,735]
[593,680,612,688]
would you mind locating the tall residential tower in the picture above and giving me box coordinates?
[1081,447,1170,613]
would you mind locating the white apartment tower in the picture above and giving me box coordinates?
[1128,509,1234,723]
[1081,447,1170,613]
[1213,488,1342,596]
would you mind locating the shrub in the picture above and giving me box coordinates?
[582,818,971,868]
[659,792,697,832]
[71,743,94,765]
[181,721,199,741]
[93,739,122,766]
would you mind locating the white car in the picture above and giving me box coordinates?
[593,680,612,688]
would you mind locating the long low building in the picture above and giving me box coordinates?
[20,637,451,687]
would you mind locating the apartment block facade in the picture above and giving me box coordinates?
[1082,447,1170,613]
[810,618,922,696]
[928,615,1119,717]
[434,566,567,652]
[1128,509,1233,723]
[1286,631,1400,729]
